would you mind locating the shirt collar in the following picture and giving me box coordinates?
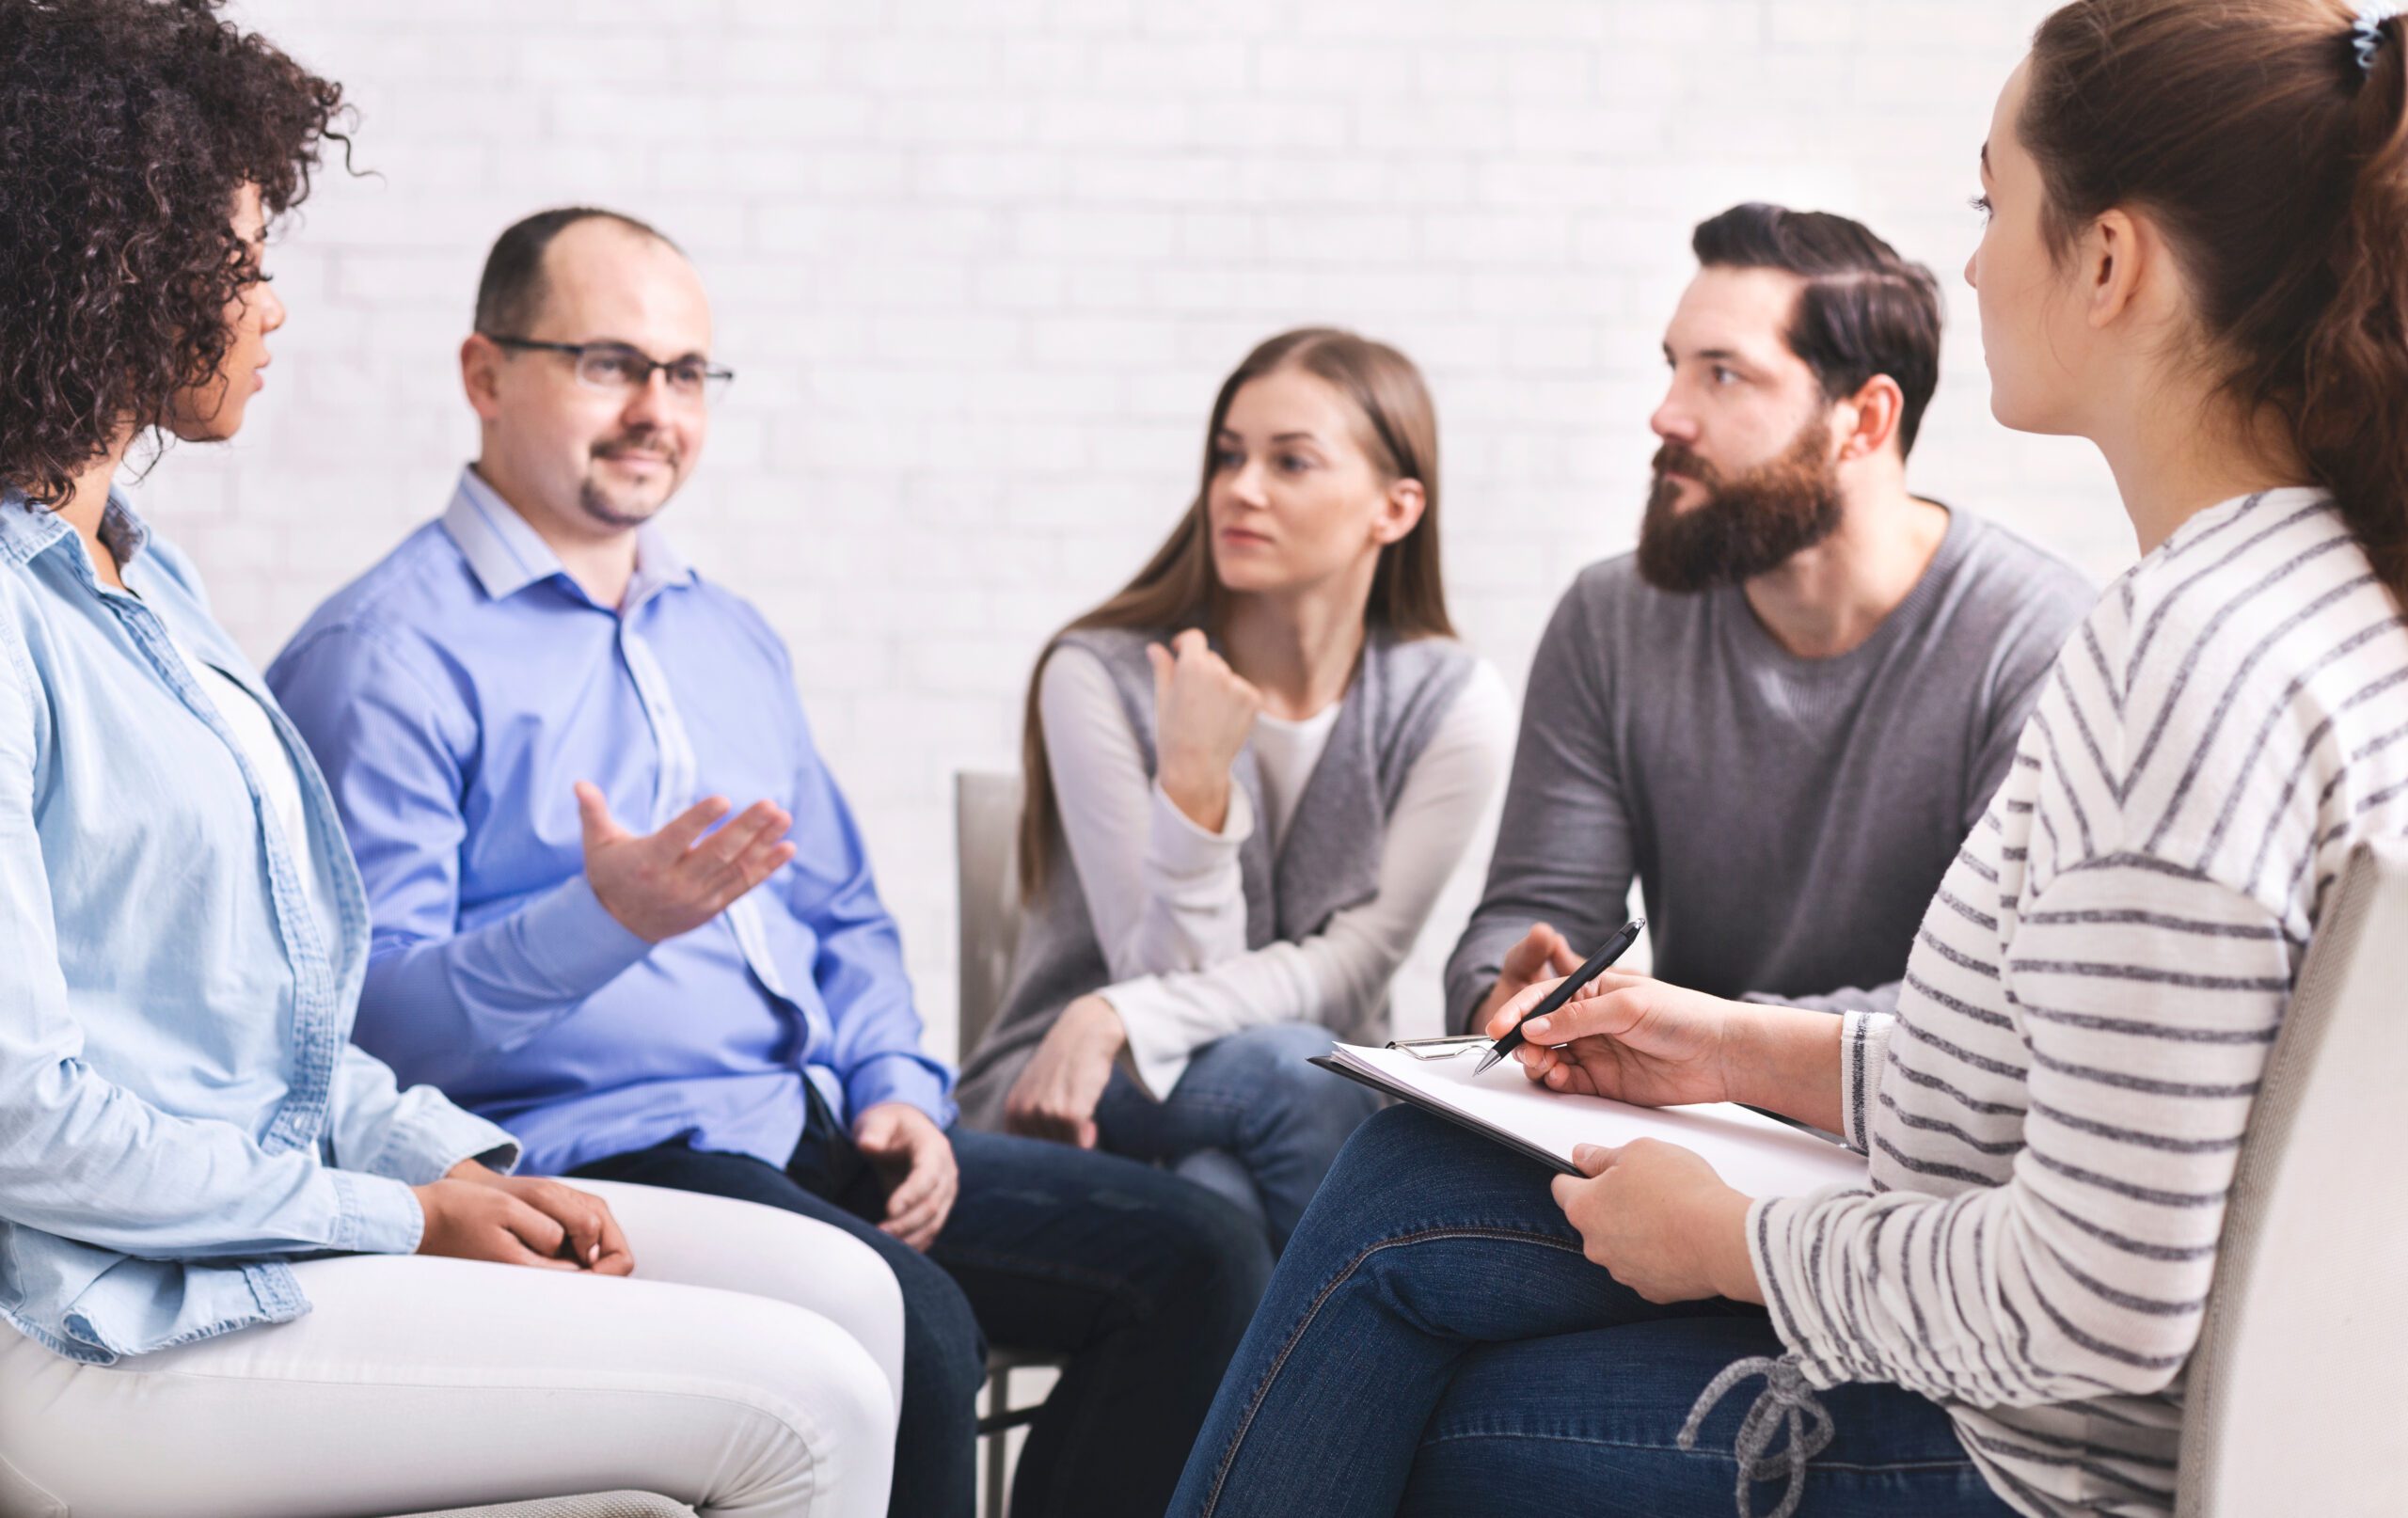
[0,485,150,575]
[629,517,694,602]
[441,467,566,600]
[440,466,694,608]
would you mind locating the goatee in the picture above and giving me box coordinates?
[579,428,680,530]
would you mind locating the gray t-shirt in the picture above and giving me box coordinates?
[1444,506,2094,1031]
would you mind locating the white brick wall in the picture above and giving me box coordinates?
[141,0,2130,1057]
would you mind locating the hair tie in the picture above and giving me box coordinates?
[2355,2,2406,76]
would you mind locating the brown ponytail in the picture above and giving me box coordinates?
[2024,0,2408,596]
[2310,9,2408,590]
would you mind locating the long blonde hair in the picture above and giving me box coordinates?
[1017,326,1455,898]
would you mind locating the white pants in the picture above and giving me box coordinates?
[0,1180,903,1518]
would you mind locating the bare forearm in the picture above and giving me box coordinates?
[1722,1003,1846,1133]
[1703,1188,1765,1305]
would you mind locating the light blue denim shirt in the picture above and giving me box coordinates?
[267,470,954,1178]
[0,489,517,1365]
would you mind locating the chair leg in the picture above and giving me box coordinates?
[984,1366,1010,1518]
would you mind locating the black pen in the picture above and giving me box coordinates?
[1473,917,1646,1076]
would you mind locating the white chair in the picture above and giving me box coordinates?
[955,768,1062,1518]
[2175,836,2408,1516]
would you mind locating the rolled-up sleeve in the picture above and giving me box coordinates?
[1835,1009,1893,1155]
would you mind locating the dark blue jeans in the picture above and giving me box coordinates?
[572,1096,1273,1518]
[1166,1107,2020,1518]
[1094,1021,1383,1252]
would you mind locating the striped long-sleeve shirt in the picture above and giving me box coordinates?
[1749,487,2408,1517]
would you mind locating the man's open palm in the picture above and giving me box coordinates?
[577,782,796,942]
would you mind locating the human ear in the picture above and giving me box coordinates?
[1835,375,1905,463]
[2084,209,2146,331]
[460,333,506,420]
[1372,477,1426,546]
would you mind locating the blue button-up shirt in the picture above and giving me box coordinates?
[268,469,955,1178]
[0,490,516,1365]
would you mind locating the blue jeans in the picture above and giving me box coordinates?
[1093,1021,1383,1252]
[572,1092,1273,1518]
[1166,1107,2021,1518]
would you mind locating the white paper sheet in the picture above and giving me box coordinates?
[1329,1042,1869,1198]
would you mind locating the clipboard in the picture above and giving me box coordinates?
[1310,1051,1584,1176]
[1311,1042,1868,1197]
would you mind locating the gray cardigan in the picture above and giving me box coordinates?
[956,623,1475,1128]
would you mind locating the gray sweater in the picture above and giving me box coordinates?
[1444,506,2093,1032]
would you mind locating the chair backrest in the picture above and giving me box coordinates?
[955,769,1027,1066]
[2177,837,2408,1517]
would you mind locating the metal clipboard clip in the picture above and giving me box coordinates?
[1386,1035,1492,1061]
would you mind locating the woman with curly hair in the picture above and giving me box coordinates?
[0,3,901,1513]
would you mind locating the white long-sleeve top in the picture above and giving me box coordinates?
[1751,488,2408,1517]
[1039,644,1512,1097]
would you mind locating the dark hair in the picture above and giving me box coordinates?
[2024,0,2408,599]
[0,0,347,505]
[1017,326,1454,897]
[1690,202,1945,459]
[473,206,677,337]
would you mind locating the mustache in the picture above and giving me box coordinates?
[1650,443,1717,489]
[592,430,678,463]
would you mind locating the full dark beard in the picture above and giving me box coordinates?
[1635,420,1844,593]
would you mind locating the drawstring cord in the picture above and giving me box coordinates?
[1677,1353,1836,1518]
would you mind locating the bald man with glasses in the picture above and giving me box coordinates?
[268,206,1272,1518]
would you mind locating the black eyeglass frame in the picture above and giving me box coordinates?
[481,334,735,397]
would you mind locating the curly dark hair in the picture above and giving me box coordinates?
[0,0,347,505]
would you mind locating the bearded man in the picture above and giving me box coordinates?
[1447,202,2091,1033]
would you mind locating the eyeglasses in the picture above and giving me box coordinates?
[483,336,735,403]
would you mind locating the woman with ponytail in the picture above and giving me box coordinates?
[1164,4,2408,1515]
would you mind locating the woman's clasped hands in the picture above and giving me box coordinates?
[411,1160,635,1275]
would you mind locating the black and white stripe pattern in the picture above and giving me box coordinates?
[1751,489,2408,1517]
